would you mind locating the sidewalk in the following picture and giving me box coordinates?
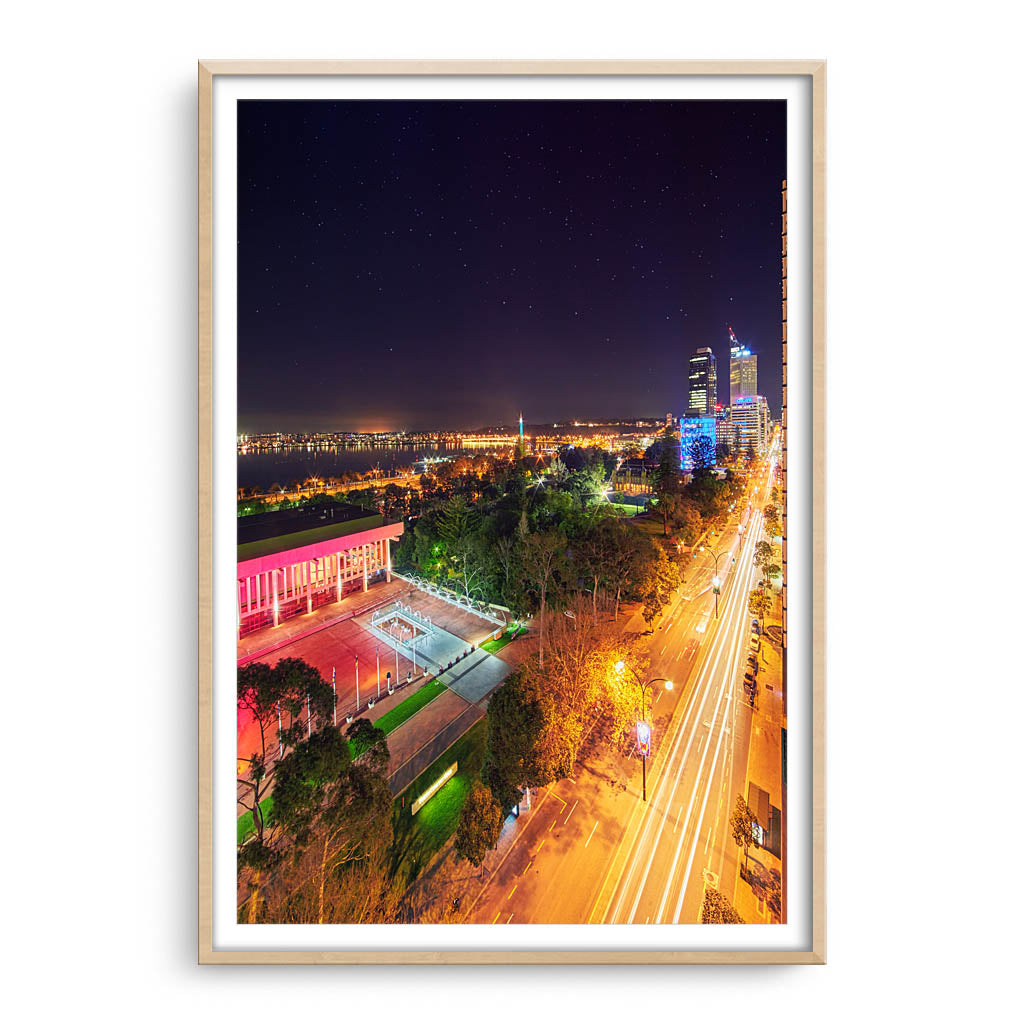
[731,585,785,923]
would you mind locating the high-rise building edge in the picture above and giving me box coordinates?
[687,347,717,417]
[728,326,757,403]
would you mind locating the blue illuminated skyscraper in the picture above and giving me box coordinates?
[680,416,717,472]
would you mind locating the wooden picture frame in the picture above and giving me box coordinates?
[199,59,825,964]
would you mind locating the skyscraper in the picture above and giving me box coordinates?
[731,395,771,457]
[728,325,757,402]
[687,347,717,417]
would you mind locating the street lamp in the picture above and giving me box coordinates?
[698,546,735,619]
[614,661,673,802]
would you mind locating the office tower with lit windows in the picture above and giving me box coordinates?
[731,395,771,457]
[686,347,717,417]
[728,327,757,403]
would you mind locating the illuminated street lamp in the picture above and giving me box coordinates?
[712,575,722,619]
[614,661,673,802]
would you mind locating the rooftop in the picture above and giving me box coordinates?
[237,502,388,561]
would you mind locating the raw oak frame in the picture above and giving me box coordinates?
[198,59,826,965]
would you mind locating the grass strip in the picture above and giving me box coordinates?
[389,718,488,887]
[237,794,274,845]
[481,625,527,653]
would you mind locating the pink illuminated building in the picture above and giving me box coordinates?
[236,504,404,638]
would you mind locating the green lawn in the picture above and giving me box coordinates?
[481,625,527,653]
[372,680,448,736]
[237,794,274,845]
[389,718,488,887]
[348,680,448,760]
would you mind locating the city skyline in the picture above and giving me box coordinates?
[238,100,785,433]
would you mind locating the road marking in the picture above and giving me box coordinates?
[660,643,668,655]
[523,861,532,875]
[585,820,599,848]
[596,512,765,924]
[491,911,501,924]
[655,690,662,703]
[548,819,556,832]
[507,884,517,900]
[565,799,578,824]
[506,913,514,924]
[537,839,545,851]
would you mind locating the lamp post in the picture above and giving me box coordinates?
[698,546,735,620]
[614,661,673,802]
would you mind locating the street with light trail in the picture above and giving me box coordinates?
[465,449,780,924]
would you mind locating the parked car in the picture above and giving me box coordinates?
[751,618,760,635]
[749,636,760,652]
[747,655,759,675]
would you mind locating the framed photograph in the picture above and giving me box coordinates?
[199,59,825,964]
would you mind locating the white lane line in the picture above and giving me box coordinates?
[606,513,765,924]
[671,521,761,922]
[625,534,755,925]
[564,799,578,824]
[607,619,724,920]
[585,820,599,848]
[649,511,761,924]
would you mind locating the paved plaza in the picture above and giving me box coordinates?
[237,579,513,766]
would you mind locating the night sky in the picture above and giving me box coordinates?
[238,100,785,434]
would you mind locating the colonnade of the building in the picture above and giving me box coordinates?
[237,536,392,636]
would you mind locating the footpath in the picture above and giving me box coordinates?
[731,582,785,924]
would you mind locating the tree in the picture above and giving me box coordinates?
[653,491,687,537]
[689,434,716,477]
[730,795,759,871]
[602,520,645,621]
[454,782,503,868]
[437,496,487,600]
[570,511,617,614]
[652,441,683,531]
[763,503,781,540]
[236,658,336,921]
[630,538,681,624]
[748,588,772,625]
[482,662,575,810]
[701,887,745,924]
[753,540,774,572]
[269,748,395,924]
[345,717,390,776]
[519,530,568,669]
[675,499,703,545]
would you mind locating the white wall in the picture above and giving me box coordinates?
[3,2,1019,1019]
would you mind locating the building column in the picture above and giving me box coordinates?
[362,544,369,592]
[306,561,312,614]
[385,536,392,583]
[272,570,279,627]
[236,581,243,637]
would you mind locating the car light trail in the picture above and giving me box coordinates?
[596,509,766,923]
